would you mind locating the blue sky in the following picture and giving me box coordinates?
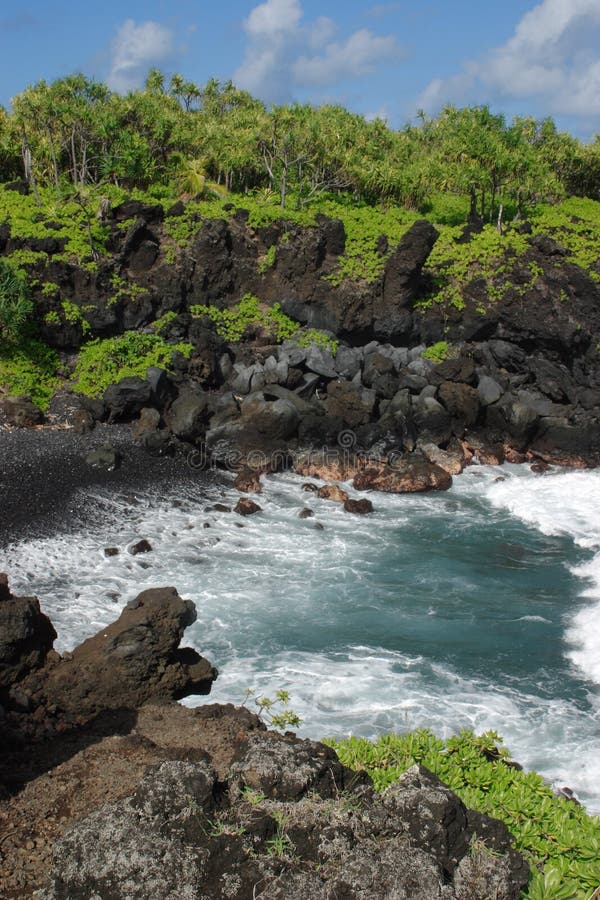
[1,0,600,138]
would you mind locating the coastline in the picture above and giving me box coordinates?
[0,424,222,545]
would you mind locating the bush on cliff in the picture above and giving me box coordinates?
[328,729,600,899]
[73,332,192,397]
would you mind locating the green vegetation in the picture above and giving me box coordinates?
[0,259,35,341]
[241,689,302,731]
[422,341,453,363]
[0,338,59,409]
[190,293,338,353]
[257,244,277,273]
[72,332,192,397]
[327,729,600,899]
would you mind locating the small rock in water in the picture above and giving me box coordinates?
[344,498,374,515]
[317,484,349,503]
[299,508,315,519]
[209,503,232,513]
[234,469,262,494]
[129,539,153,555]
[104,547,119,557]
[235,498,262,517]
[302,482,319,492]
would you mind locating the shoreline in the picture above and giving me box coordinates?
[0,424,224,546]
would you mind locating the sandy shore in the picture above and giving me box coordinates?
[0,425,218,545]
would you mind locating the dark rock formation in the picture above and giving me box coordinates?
[0,577,216,742]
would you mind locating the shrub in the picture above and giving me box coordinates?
[0,260,35,342]
[327,729,600,898]
[72,332,192,397]
[190,293,338,353]
[0,338,59,409]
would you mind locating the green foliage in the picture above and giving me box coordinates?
[242,689,302,731]
[327,729,600,898]
[422,341,453,362]
[0,338,59,409]
[150,311,178,334]
[320,199,417,284]
[0,185,110,264]
[190,293,337,353]
[419,193,471,225]
[420,224,531,312]
[532,197,600,282]
[0,259,35,342]
[61,300,90,334]
[73,332,192,397]
[257,244,277,273]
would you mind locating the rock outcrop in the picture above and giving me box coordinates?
[0,577,216,743]
[39,731,529,900]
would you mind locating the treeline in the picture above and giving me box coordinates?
[1,70,600,220]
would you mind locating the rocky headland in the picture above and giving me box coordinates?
[0,574,530,899]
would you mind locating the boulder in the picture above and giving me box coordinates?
[240,392,300,441]
[131,407,160,440]
[234,468,262,493]
[326,380,377,428]
[354,454,452,493]
[104,377,152,421]
[0,575,56,692]
[84,444,120,470]
[294,452,360,482]
[317,484,350,503]
[166,390,209,441]
[1,396,43,427]
[129,539,152,555]
[344,498,374,514]
[39,587,215,720]
[235,498,262,516]
[438,382,481,427]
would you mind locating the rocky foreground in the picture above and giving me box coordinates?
[0,575,530,899]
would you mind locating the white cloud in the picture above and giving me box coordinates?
[294,29,399,87]
[418,0,600,121]
[235,0,401,104]
[108,19,175,93]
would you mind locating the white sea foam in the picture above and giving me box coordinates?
[475,467,600,687]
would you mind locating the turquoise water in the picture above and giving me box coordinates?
[2,464,599,811]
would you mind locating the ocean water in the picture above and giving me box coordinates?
[2,463,599,812]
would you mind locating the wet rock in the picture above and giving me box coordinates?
[298,508,315,518]
[234,468,262,493]
[354,454,452,493]
[129,539,153,555]
[317,484,350,503]
[478,375,503,407]
[235,498,262,516]
[295,452,360,482]
[103,548,119,557]
[344,498,374,514]
[71,408,95,434]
